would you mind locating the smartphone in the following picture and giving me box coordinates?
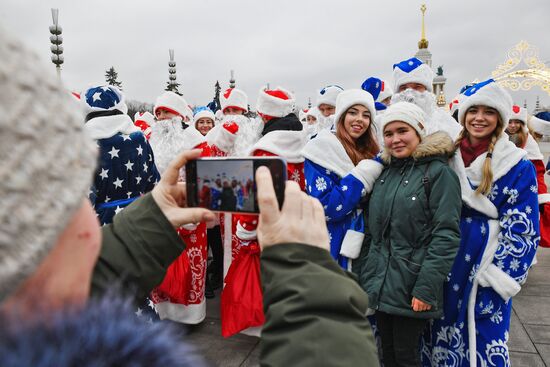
[186,157,287,213]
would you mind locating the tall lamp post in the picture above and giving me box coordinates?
[168,49,178,90]
[49,8,64,78]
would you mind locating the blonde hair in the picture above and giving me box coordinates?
[456,111,504,196]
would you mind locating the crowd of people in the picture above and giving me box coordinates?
[2,24,550,367]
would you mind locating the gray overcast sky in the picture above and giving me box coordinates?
[1,0,549,110]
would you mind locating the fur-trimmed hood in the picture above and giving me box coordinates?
[381,131,455,164]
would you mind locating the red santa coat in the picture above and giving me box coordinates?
[150,127,211,324]
[221,129,307,337]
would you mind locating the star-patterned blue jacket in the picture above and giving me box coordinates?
[89,131,160,225]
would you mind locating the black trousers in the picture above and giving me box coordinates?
[206,225,223,288]
[375,311,428,367]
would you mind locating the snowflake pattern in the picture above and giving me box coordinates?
[466,217,473,224]
[502,186,519,204]
[336,204,343,212]
[315,176,327,192]
[464,254,471,262]
[480,223,487,235]
[342,185,348,191]
[291,169,301,183]
[488,184,499,200]
[525,205,532,214]
[509,258,521,271]
[530,184,538,193]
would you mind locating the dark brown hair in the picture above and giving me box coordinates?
[336,107,380,165]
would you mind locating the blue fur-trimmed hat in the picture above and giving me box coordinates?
[458,79,513,132]
[392,57,434,93]
[361,77,392,111]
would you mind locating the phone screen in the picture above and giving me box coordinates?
[186,157,287,213]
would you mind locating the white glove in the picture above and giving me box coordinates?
[349,159,384,194]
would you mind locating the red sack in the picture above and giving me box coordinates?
[155,251,192,304]
[221,242,265,337]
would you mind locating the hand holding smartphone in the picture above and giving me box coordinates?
[186,157,287,214]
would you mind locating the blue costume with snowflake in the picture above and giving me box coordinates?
[422,137,539,367]
[302,130,382,269]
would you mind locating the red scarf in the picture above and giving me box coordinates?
[460,137,491,167]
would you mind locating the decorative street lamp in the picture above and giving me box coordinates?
[229,69,236,89]
[168,49,178,89]
[49,8,64,77]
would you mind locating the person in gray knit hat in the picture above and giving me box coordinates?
[0,27,216,311]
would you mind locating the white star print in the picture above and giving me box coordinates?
[108,146,120,159]
[105,196,111,202]
[143,163,148,172]
[135,308,143,317]
[124,160,134,171]
[114,206,123,214]
[113,177,124,189]
[136,145,143,156]
[99,168,109,179]
[101,86,110,92]
[92,92,102,102]
[121,134,131,141]
[135,176,142,184]
[127,191,132,198]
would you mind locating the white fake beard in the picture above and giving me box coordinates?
[317,115,335,131]
[149,116,187,176]
[304,122,319,137]
[223,115,263,156]
[391,89,437,117]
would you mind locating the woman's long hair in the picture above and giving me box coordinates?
[455,109,504,196]
[506,121,528,148]
[335,108,379,165]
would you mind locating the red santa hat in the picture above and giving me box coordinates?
[153,91,189,118]
[510,105,527,123]
[221,88,248,113]
[256,86,296,118]
[134,111,154,139]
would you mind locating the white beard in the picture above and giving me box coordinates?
[149,116,188,176]
[223,115,263,156]
[303,122,319,138]
[317,115,335,131]
[391,89,437,118]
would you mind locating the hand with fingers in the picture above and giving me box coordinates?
[411,297,432,312]
[151,149,216,228]
[255,166,330,251]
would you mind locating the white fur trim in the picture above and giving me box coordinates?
[181,223,198,231]
[249,130,306,163]
[458,82,513,130]
[193,109,215,123]
[154,91,189,117]
[155,300,206,324]
[539,193,550,204]
[223,214,232,278]
[465,135,526,186]
[221,88,248,112]
[393,63,434,92]
[340,230,364,259]
[333,89,376,128]
[449,153,498,219]
[302,129,355,177]
[523,134,544,160]
[81,85,128,114]
[350,159,384,193]
[236,221,257,240]
[206,124,237,153]
[530,116,550,136]
[316,85,342,108]
[85,114,140,140]
[134,111,155,126]
[510,105,527,123]
[256,86,295,118]
[377,79,393,102]
[477,263,521,302]
[181,126,206,150]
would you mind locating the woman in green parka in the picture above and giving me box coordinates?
[357,102,461,367]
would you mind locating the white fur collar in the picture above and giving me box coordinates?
[302,129,355,177]
[465,135,526,186]
[523,134,543,160]
[85,114,140,140]
[249,130,307,163]
[181,125,207,150]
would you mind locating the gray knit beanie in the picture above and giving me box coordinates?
[0,28,98,301]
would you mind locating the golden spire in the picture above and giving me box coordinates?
[418,4,429,49]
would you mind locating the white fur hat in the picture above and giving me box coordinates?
[458,79,513,133]
[153,91,189,118]
[0,27,98,301]
[377,79,393,102]
[530,115,550,136]
[256,86,296,118]
[193,107,215,123]
[449,94,464,116]
[316,85,343,108]
[380,102,426,139]
[510,105,527,123]
[393,57,434,93]
[333,89,376,127]
[221,88,248,113]
[306,107,319,119]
